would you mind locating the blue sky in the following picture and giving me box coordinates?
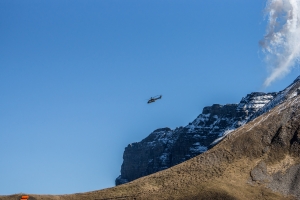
[1,0,299,195]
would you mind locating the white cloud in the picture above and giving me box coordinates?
[261,0,300,87]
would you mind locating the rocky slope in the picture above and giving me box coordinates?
[4,77,300,200]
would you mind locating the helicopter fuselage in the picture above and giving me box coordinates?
[147,95,162,104]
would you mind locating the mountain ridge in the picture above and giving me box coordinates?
[116,76,300,186]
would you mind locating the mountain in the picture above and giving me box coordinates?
[115,93,278,185]
[116,76,300,186]
[4,76,300,200]
[105,86,300,199]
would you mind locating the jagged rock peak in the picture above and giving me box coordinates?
[239,92,277,105]
[152,127,172,133]
[237,92,277,112]
[248,76,300,121]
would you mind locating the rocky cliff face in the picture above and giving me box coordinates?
[115,92,278,185]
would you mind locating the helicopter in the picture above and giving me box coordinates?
[147,95,162,104]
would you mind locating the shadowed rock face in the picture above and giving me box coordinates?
[116,92,278,185]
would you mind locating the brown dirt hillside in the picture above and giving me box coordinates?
[2,95,300,200]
